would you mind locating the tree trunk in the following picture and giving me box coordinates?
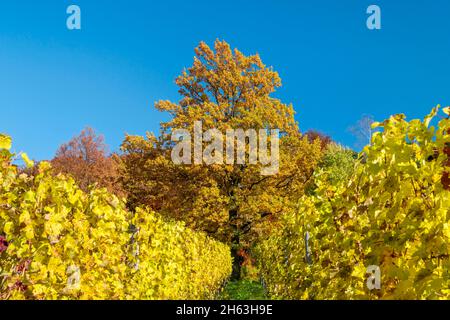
[229,208,242,280]
[230,238,243,280]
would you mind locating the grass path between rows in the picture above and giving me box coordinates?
[219,280,267,300]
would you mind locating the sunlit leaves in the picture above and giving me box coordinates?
[443,106,450,116]
[21,153,34,168]
[0,134,12,151]
[0,138,231,299]
[258,106,450,300]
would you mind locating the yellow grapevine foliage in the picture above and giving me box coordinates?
[257,106,450,299]
[127,208,231,299]
[0,137,231,299]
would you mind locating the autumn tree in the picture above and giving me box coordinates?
[315,143,357,186]
[119,40,323,279]
[52,127,124,197]
[305,130,333,150]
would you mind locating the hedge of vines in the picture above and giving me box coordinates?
[257,106,450,299]
[0,135,231,299]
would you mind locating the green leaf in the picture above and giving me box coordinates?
[424,105,439,127]
[370,122,381,129]
[21,152,34,168]
[0,134,12,150]
[4,221,14,235]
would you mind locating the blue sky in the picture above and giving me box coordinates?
[1,0,450,160]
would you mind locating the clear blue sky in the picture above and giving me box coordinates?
[1,0,450,160]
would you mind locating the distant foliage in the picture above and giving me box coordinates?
[316,143,357,186]
[0,137,231,299]
[304,130,333,150]
[257,106,450,299]
[51,127,124,197]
